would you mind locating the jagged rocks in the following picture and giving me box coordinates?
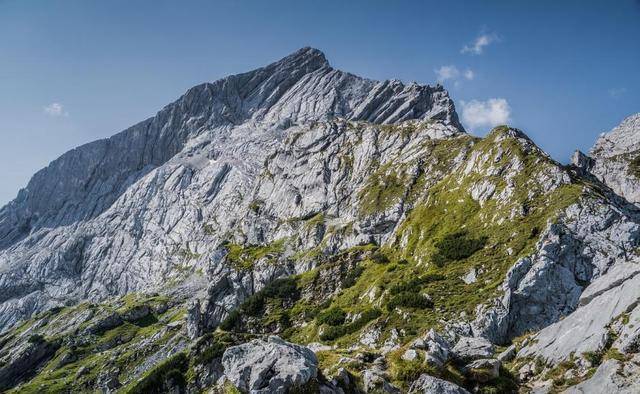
[409,329,451,367]
[408,374,470,394]
[221,336,318,393]
[588,113,640,205]
[519,260,640,364]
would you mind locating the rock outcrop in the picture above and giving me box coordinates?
[221,336,319,393]
[578,113,640,204]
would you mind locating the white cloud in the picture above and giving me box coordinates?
[435,65,475,85]
[461,98,511,131]
[435,65,460,82]
[43,102,68,117]
[608,88,627,99]
[461,33,499,55]
[463,69,475,80]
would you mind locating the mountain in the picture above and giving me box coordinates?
[1,48,639,393]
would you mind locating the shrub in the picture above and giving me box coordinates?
[219,309,241,331]
[125,352,188,394]
[317,307,346,326]
[432,231,487,266]
[319,308,381,341]
[27,334,45,344]
[262,277,299,300]
[386,292,433,311]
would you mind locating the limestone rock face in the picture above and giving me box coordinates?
[587,113,640,204]
[518,260,640,363]
[221,336,318,393]
[0,47,463,332]
[563,358,640,394]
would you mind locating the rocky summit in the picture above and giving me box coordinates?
[0,48,639,393]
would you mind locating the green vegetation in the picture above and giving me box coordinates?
[358,163,408,216]
[224,238,287,270]
[386,292,433,311]
[628,154,640,178]
[316,307,347,326]
[432,231,487,267]
[319,308,382,341]
[124,352,188,394]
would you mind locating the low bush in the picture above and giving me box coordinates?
[319,308,381,341]
[316,307,346,326]
[387,292,433,311]
[432,231,487,266]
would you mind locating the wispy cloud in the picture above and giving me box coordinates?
[461,32,499,55]
[608,88,627,99]
[43,102,68,117]
[435,65,475,85]
[461,98,511,131]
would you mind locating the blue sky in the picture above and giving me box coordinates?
[1,0,639,205]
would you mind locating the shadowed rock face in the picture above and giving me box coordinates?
[0,48,463,332]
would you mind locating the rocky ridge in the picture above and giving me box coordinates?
[1,49,640,393]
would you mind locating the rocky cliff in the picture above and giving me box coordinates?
[1,48,640,393]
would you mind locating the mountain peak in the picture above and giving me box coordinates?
[590,113,640,158]
[276,47,329,69]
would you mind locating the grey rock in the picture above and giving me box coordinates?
[589,113,640,205]
[408,374,470,394]
[519,261,640,363]
[221,336,318,393]
[564,358,640,393]
[497,344,516,362]
[452,336,494,360]
[411,329,451,368]
[186,299,202,340]
[0,339,60,391]
[474,195,640,344]
[463,358,501,382]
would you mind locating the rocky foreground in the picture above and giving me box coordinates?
[1,48,640,393]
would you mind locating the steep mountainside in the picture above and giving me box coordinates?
[578,113,640,204]
[1,49,640,394]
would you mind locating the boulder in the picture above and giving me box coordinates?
[408,374,470,394]
[463,358,501,383]
[221,336,318,393]
[453,336,494,360]
[497,344,516,362]
[410,329,451,367]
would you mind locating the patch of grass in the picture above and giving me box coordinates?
[225,239,287,270]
